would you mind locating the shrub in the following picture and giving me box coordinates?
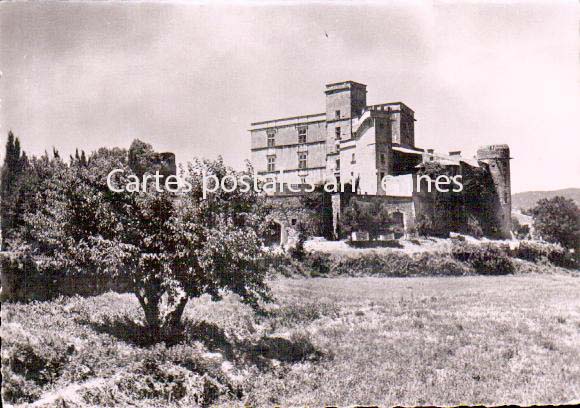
[304,252,333,277]
[451,242,514,275]
[262,251,305,278]
[412,252,474,276]
[303,251,473,278]
[512,240,575,268]
[0,252,132,302]
[347,240,403,249]
[1,325,75,404]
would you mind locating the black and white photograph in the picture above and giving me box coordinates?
[1,1,579,407]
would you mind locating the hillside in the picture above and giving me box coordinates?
[512,188,580,210]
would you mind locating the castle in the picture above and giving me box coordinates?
[250,81,512,243]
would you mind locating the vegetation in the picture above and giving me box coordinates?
[451,242,514,275]
[415,162,464,238]
[5,137,272,341]
[511,216,530,239]
[341,199,402,240]
[531,196,579,251]
[1,131,28,249]
[2,274,579,406]
[512,240,574,268]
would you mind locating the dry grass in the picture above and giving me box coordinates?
[255,275,580,406]
[2,274,579,407]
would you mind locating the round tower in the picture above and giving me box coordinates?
[476,144,512,238]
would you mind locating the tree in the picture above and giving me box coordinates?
[20,142,271,341]
[531,196,579,250]
[299,183,333,239]
[1,131,28,249]
[341,199,394,240]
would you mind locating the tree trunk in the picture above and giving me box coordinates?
[161,295,189,341]
[135,288,189,343]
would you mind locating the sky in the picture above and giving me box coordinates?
[0,1,578,193]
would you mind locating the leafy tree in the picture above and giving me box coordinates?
[20,143,271,341]
[531,196,579,250]
[299,183,333,239]
[415,161,464,238]
[341,199,395,240]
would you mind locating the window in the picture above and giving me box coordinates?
[267,130,275,147]
[298,153,307,169]
[298,127,307,144]
[267,155,276,172]
[300,177,306,184]
[335,158,340,170]
[380,153,386,166]
[335,110,341,119]
[291,218,297,226]
[335,127,341,139]
[351,153,356,164]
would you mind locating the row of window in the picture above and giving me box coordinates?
[266,124,343,148]
[265,119,409,149]
[266,153,308,172]
[267,151,384,173]
[267,128,307,147]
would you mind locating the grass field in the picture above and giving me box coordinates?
[2,274,580,407]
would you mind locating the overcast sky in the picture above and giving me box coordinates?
[0,1,578,193]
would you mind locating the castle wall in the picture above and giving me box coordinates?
[249,82,512,242]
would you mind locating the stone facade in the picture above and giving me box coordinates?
[249,81,422,194]
[250,81,512,242]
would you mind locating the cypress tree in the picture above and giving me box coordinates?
[1,131,27,250]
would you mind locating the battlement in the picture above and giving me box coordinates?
[477,145,511,160]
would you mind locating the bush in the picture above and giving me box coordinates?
[1,325,75,404]
[262,251,305,278]
[347,240,403,249]
[451,242,514,275]
[304,252,333,277]
[512,240,575,269]
[300,251,473,278]
[0,252,131,302]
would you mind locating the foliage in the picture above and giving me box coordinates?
[289,221,308,261]
[298,184,333,239]
[511,216,530,239]
[415,162,463,238]
[512,240,574,268]
[451,242,514,275]
[1,131,29,249]
[341,199,397,240]
[14,141,271,341]
[531,196,579,250]
[295,250,472,278]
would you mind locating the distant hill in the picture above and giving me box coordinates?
[512,188,580,211]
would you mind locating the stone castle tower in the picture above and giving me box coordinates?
[476,144,512,238]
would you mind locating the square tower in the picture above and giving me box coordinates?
[324,81,367,182]
[324,81,367,120]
